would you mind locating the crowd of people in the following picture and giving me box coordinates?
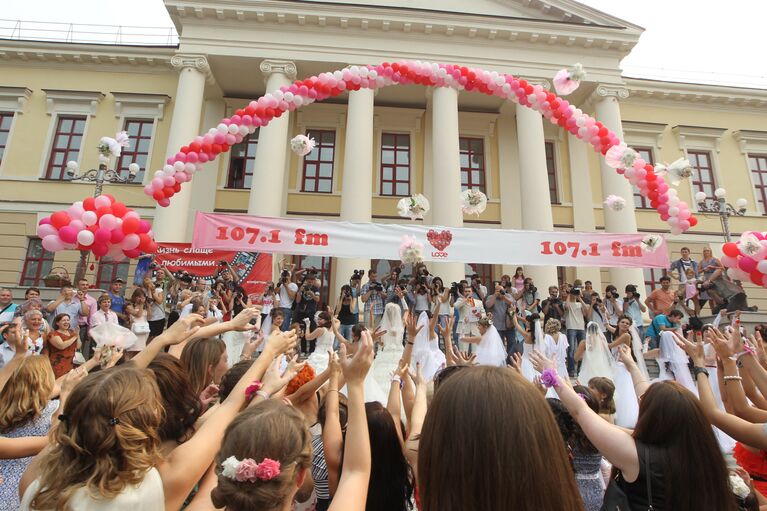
[0,245,765,510]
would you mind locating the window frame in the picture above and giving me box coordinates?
[459,136,487,194]
[748,154,767,215]
[300,129,336,194]
[44,114,87,180]
[19,238,55,287]
[294,255,333,308]
[226,131,259,189]
[115,118,154,184]
[0,111,14,170]
[688,150,718,200]
[464,263,493,287]
[96,259,130,292]
[544,141,560,205]
[379,132,412,197]
[643,268,668,296]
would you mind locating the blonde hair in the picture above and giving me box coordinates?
[211,400,312,509]
[30,366,164,510]
[180,337,227,397]
[0,356,54,433]
[544,318,561,335]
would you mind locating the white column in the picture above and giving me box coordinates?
[592,85,645,292]
[497,103,523,277]
[335,89,374,298]
[429,87,464,285]
[567,133,602,289]
[153,55,208,242]
[186,98,225,240]
[247,60,296,217]
[516,104,558,289]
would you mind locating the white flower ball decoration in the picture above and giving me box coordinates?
[641,234,663,253]
[290,134,316,156]
[399,235,424,265]
[397,194,431,221]
[603,195,626,212]
[460,188,488,215]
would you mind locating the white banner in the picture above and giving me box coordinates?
[192,212,669,268]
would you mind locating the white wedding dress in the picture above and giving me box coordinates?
[657,330,697,396]
[412,311,446,381]
[372,303,405,391]
[612,345,639,429]
[520,319,544,382]
[544,332,569,398]
[578,322,616,386]
[475,324,507,367]
[307,328,336,374]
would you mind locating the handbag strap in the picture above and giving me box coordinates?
[645,445,654,510]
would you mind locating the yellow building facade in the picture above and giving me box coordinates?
[1,0,767,307]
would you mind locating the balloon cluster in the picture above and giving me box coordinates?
[720,232,767,288]
[148,60,694,233]
[36,195,157,261]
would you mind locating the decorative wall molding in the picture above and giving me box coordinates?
[170,54,215,84]
[625,78,767,112]
[0,86,32,114]
[111,92,170,120]
[672,125,727,153]
[622,120,666,150]
[259,59,297,82]
[733,130,767,155]
[42,89,104,116]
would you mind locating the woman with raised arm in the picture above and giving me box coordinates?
[531,349,738,511]
[305,311,336,373]
[19,319,297,510]
[512,312,542,381]
[457,316,506,367]
[43,313,78,378]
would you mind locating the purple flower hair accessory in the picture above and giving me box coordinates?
[540,368,560,389]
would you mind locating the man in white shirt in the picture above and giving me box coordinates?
[0,318,25,369]
[0,288,18,323]
[455,285,486,353]
[276,269,298,331]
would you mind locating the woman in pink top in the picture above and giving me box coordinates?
[512,267,526,293]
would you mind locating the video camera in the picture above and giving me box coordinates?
[351,269,365,281]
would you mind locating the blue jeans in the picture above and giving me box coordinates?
[566,329,586,376]
[338,324,354,350]
[280,307,293,331]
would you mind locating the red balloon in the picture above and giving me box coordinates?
[173,183,181,193]
[146,241,158,254]
[152,190,165,201]
[124,248,141,258]
[111,202,128,218]
[722,242,740,258]
[50,211,71,229]
[162,186,175,196]
[189,142,201,152]
[689,216,698,227]
[751,271,764,287]
[83,197,96,211]
[122,217,140,234]
[138,233,152,252]
[111,229,125,243]
[92,243,108,257]
[102,194,115,204]
[96,206,112,217]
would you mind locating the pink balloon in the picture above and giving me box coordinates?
[678,220,690,231]
[67,203,85,220]
[99,214,117,230]
[158,198,170,207]
[225,134,237,145]
[151,177,163,189]
[144,184,154,195]
[174,172,187,183]
[82,211,98,227]
[94,195,111,209]
[94,228,111,243]
[69,220,85,232]
[213,133,226,144]
[163,176,175,187]
[41,235,64,252]
[58,226,78,244]
[124,211,140,220]
[137,220,151,234]
[38,217,51,226]
[657,204,670,215]
[198,152,209,163]
[110,229,125,243]
[739,256,757,273]
[657,182,669,193]
[36,224,58,238]
[121,234,140,250]
[186,152,198,163]
[175,152,187,163]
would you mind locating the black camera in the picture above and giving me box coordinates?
[570,288,581,296]
[529,285,537,294]
[369,282,383,292]
[351,269,365,281]
[393,267,402,275]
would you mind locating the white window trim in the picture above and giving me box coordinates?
[734,130,767,215]
[672,125,726,212]
[39,89,104,180]
[543,138,563,206]
[374,106,423,198]
[111,93,169,185]
[293,104,345,195]
[457,111,496,199]
[0,87,32,177]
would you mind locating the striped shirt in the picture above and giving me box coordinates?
[311,434,330,500]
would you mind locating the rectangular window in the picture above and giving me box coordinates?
[116,119,154,183]
[643,268,668,296]
[301,130,336,193]
[19,238,55,287]
[749,154,767,215]
[464,263,493,287]
[557,267,567,287]
[295,255,332,308]
[0,111,13,166]
[459,137,486,193]
[632,147,654,209]
[45,115,86,180]
[227,131,259,189]
[544,141,560,204]
[96,259,130,292]
[688,150,717,199]
[380,132,411,196]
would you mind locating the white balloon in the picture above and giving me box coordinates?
[82,211,98,226]
[217,123,228,134]
[668,206,679,217]
[173,161,185,172]
[154,170,165,179]
[163,164,173,173]
[77,230,95,246]
[227,124,239,135]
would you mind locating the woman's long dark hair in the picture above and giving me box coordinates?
[633,381,737,511]
[147,353,202,443]
[364,402,414,511]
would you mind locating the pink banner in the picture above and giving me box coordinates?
[191,212,670,269]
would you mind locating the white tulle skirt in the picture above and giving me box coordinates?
[613,361,639,429]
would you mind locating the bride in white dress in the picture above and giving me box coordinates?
[372,302,405,390]
[304,311,336,374]
[606,316,647,428]
[576,322,616,386]
[512,313,544,381]
[459,316,506,367]
[411,310,446,381]
[543,319,569,398]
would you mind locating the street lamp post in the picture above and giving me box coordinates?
[694,187,747,242]
[66,160,140,283]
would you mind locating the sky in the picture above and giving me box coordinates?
[1,0,765,88]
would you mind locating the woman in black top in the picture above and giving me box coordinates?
[335,284,358,344]
[532,346,737,511]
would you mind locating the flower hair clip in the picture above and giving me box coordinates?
[244,381,263,401]
[221,456,281,482]
[540,368,560,389]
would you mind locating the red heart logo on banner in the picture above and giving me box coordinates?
[427,229,453,251]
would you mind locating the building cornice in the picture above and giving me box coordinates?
[624,77,767,112]
[0,86,32,113]
[733,130,767,155]
[165,0,641,56]
[672,125,727,153]
[0,39,175,72]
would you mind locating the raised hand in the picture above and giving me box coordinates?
[617,344,636,367]
[452,347,477,365]
[229,307,261,332]
[709,328,736,359]
[60,366,88,400]
[509,352,523,374]
[530,350,556,374]
[406,313,423,340]
[160,313,205,345]
[200,384,220,407]
[340,329,374,385]
[241,330,263,360]
[395,359,410,379]
[328,350,342,376]
[265,329,298,356]
[675,332,704,366]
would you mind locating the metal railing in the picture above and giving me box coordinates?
[0,19,178,46]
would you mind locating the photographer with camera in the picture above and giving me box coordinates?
[361,269,387,329]
[564,285,591,377]
[622,284,647,339]
[485,281,517,357]
[275,267,298,331]
[603,285,623,342]
[294,271,320,354]
[517,278,540,315]
[334,281,359,342]
[541,286,564,326]
[469,274,487,300]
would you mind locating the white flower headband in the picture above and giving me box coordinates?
[221,456,282,483]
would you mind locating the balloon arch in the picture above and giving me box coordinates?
[149,60,695,235]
